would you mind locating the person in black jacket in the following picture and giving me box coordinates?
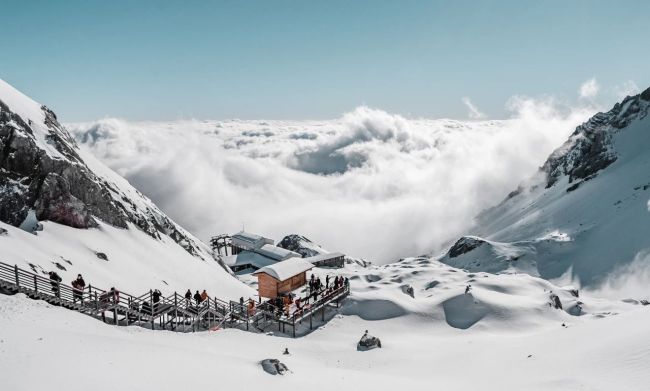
[193,290,202,305]
[48,271,62,297]
[71,274,86,302]
[184,289,192,305]
[152,289,162,312]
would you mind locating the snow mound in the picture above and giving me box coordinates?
[333,257,635,331]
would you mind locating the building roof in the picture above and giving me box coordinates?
[303,252,345,264]
[232,231,264,244]
[257,244,300,261]
[253,257,314,281]
[221,251,277,270]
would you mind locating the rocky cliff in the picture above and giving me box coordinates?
[0,79,209,259]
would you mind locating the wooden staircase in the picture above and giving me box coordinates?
[0,261,349,337]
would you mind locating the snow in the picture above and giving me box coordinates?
[2,257,649,390]
[257,244,300,261]
[0,78,45,128]
[253,257,314,281]
[222,251,278,270]
[0,220,253,300]
[0,78,65,159]
[448,96,650,289]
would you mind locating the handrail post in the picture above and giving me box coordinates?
[14,265,19,290]
[33,275,38,293]
[173,293,178,331]
[150,289,154,330]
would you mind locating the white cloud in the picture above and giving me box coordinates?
[461,97,486,119]
[614,80,640,100]
[579,78,600,99]
[67,95,595,265]
[586,250,650,299]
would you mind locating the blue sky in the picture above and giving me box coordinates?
[2,0,649,121]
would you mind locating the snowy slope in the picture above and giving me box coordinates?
[441,87,650,288]
[0,79,252,299]
[2,258,649,391]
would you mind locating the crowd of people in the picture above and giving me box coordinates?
[47,271,86,303]
[265,273,350,319]
[44,268,350,324]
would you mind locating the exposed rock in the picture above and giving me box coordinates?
[260,359,289,375]
[277,234,326,257]
[448,236,486,258]
[542,89,649,189]
[401,284,415,298]
[0,81,210,260]
[95,252,108,261]
[425,280,439,290]
[549,292,563,310]
[0,227,6,236]
[357,330,382,351]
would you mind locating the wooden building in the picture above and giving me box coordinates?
[253,258,314,298]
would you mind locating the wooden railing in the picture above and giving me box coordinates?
[0,261,349,337]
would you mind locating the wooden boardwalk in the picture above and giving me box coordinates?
[0,261,349,337]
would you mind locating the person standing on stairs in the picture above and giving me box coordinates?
[200,289,208,302]
[152,289,162,312]
[185,289,192,305]
[71,274,85,303]
[48,271,62,297]
[193,290,201,305]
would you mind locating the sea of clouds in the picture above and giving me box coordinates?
[66,87,616,264]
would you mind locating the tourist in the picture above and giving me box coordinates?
[193,290,201,305]
[184,289,192,304]
[48,271,62,297]
[71,274,85,302]
[344,277,349,288]
[110,287,120,304]
[200,289,208,302]
[152,289,161,310]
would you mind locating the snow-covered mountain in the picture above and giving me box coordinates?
[441,87,650,288]
[0,79,252,298]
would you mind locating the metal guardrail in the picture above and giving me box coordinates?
[0,261,349,337]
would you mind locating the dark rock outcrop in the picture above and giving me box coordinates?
[549,292,563,310]
[277,234,325,257]
[542,87,650,188]
[0,83,208,259]
[357,330,382,350]
[260,359,289,375]
[448,236,486,258]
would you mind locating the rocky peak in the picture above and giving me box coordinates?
[277,234,327,258]
[0,79,209,260]
[542,87,650,188]
[447,236,486,258]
